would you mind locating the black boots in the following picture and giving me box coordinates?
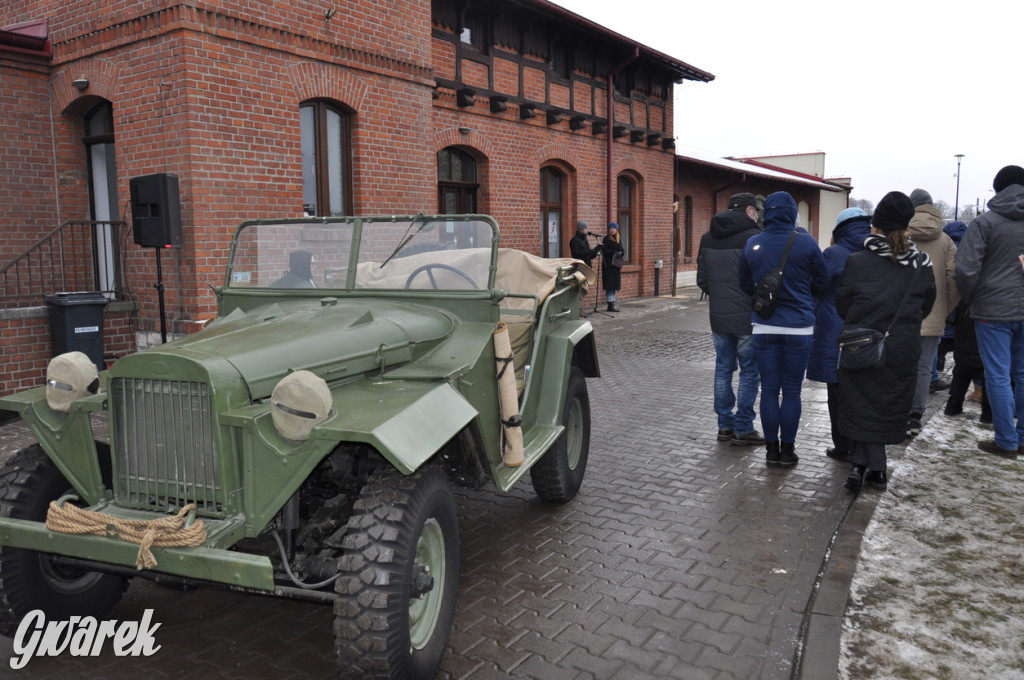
[845,465,866,491]
[845,465,887,492]
[607,302,620,312]
[944,397,963,416]
[766,442,798,468]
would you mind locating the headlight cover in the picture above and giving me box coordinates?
[45,351,100,413]
[270,370,332,441]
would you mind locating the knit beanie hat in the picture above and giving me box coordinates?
[577,220,589,233]
[909,188,933,207]
[835,207,866,226]
[871,191,915,232]
[993,165,1024,192]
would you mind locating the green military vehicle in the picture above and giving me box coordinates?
[0,214,598,679]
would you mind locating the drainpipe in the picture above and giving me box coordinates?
[607,47,639,224]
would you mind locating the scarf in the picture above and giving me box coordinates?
[862,233,932,268]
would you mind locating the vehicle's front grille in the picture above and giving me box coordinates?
[110,378,221,513]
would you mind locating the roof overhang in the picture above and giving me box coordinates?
[514,0,714,83]
[676,146,847,193]
[0,18,51,58]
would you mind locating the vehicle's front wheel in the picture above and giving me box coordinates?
[530,367,590,502]
[0,444,129,635]
[335,465,459,680]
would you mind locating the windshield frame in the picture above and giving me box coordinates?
[225,214,500,293]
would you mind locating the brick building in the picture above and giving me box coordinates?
[0,1,715,389]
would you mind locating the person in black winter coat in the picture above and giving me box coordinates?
[835,191,936,492]
[569,220,600,267]
[696,193,764,446]
[600,223,625,312]
[943,300,992,422]
[806,207,872,462]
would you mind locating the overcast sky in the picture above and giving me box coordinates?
[551,0,1023,214]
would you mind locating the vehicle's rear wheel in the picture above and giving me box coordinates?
[530,367,590,502]
[335,465,459,680]
[0,444,129,635]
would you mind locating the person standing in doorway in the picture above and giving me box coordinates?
[696,193,765,446]
[739,191,829,468]
[954,165,1024,459]
[600,223,625,312]
[806,207,872,462]
[836,191,935,492]
[906,188,959,437]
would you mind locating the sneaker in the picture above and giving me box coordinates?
[978,439,1018,459]
[717,429,734,441]
[929,378,950,392]
[907,412,923,437]
[731,430,765,446]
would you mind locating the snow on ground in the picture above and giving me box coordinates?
[839,396,1024,680]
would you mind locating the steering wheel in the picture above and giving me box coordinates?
[404,263,480,289]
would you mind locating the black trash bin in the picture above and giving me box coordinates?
[44,292,110,371]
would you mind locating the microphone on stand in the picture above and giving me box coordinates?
[587,232,604,238]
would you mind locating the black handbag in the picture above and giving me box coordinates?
[751,230,797,319]
[838,257,924,371]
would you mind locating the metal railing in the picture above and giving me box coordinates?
[0,221,124,309]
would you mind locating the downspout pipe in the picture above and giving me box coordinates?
[607,47,639,224]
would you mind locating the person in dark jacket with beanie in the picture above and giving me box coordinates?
[739,191,828,467]
[806,207,872,462]
[697,193,764,446]
[836,191,936,492]
[954,164,1024,458]
[569,220,600,267]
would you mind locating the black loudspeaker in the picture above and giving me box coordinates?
[130,173,182,248]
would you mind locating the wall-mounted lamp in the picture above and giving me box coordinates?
[458,127,471,135]
[71,78,89,91]
[324,8,337,21]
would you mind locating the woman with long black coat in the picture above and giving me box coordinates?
[600,223,625,312]
[835,191,936,492]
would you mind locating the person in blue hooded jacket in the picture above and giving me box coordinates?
[739,191,828,468]
[806,207,872,462]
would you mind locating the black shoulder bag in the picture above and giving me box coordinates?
[837,255,924,371]
[751,230,798,319]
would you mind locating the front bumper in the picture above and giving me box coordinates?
[0,515,275,591]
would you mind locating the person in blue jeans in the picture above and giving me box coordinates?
[954,164,1024,458]
[739,191,828,467]
[697,193,765,446]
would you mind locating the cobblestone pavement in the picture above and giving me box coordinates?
[0,290,944,679]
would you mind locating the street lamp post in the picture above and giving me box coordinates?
[954,154,965,220]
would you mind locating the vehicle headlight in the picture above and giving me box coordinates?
[45,352,100,413]
[270,370,332,441]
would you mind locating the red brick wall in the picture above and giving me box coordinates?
[0,0,683,387]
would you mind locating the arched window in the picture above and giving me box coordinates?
[438,147,478,214]
[616,175,636,261]
[84,101,118,297]
[540,166,564,258]
[300,100,352,216]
